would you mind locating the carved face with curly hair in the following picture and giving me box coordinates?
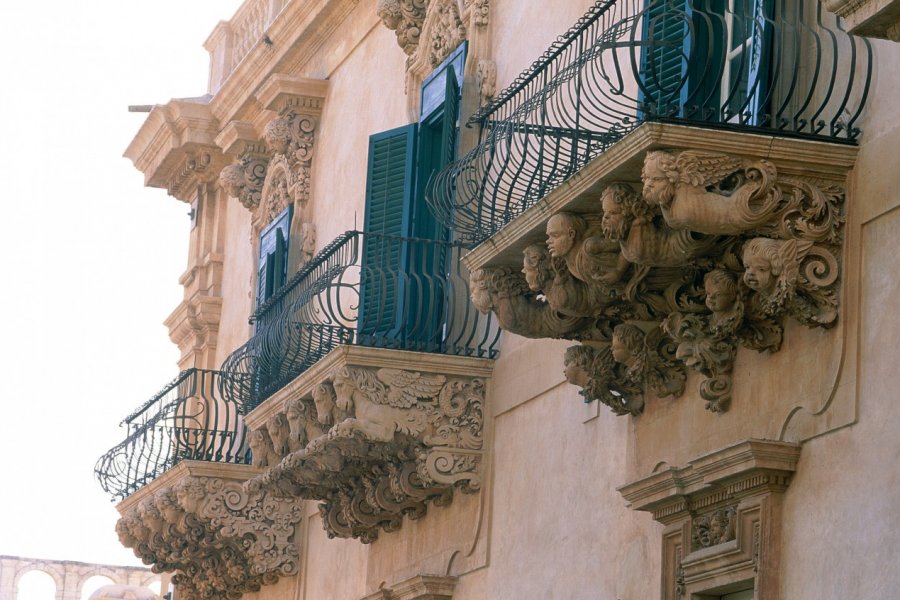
[601,184,637,241]
[742,238,782,293]
[563,345,595,387]
[611,323,644,365]
[522,244,554,292]
[218,163,246,198]
[545,212,585,258]
[642,151,678,207]
[704,269,739,313]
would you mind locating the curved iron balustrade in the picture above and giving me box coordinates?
[95,369,251,501]
[220,230,501,412]
[427,0,872,244]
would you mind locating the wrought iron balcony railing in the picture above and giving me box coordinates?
[219,230,501,412]
[427,0,872,245]
[95,369,251,501]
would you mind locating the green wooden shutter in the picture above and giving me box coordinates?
[257,204,293,305]
[359,124,417,343]
[640,0,690,117]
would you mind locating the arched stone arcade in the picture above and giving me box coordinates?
[0,555,159,600]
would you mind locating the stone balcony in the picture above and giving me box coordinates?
[427,1,870,423]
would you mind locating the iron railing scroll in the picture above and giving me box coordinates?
[427,0,872,244]
[220,230,501,412]
[95,369,251,501]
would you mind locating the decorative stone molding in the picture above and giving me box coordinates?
[123,98,226,203]
[377,0,491,118]
[243,345,492,544]
[115,462,301,600]
[821,0,900,41]
[619,440,801,600]
[468,124,853,414]
[360,574,457,600]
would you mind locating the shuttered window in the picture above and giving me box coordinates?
[640,0,772,123]
[359,124,417,341]
[257,204,292,306]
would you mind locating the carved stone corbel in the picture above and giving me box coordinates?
[242,348,492,544]
[471,146,847,414]
[619,440,801,599]
[115,463,302,600]
[216,121,270,212]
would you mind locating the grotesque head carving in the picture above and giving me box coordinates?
[522,244,554,292]
[545,212,586,258]
[264,117,292,155]
[641,151,678,207]
[600,183,638,241]
[219,163,246,198]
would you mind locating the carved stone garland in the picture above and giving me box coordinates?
[245,366,485,543]
[116,477,302,600]
[472,149,844,413]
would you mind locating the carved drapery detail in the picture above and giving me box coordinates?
[245,366,485,543]
[116,476,302,600]
[472,149,845,413]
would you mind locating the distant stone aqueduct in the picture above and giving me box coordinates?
[0,555,159,600]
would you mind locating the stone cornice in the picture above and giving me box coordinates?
[255,74,329,116]
[207,0,369,127]
[360,575,457,600]
[243,346,493,543]
[821,0,900,40]
[246,345,494,428]
[618,439,801,522]
[463,122,858,272]
[123,99,226,201]
[115,461,303,600]
[216,120,267,158]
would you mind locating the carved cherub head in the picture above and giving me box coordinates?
[264,117,292,155]
[545,212,586,258]
[641,151,678,207]
[522,244,554,292]
[704,269,744,333]
[563,345,595,388]
[741,238,782,294]
[611,323,644,367]
[219,163,246,198]
[155,488,183,527]
[600,183,639,241]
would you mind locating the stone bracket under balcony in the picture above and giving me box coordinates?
[243,345,493,543]
[466,122,858,415]
[114,461,303,600]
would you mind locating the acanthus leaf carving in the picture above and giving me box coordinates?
[245,366,485,543]
[473,148,845,414]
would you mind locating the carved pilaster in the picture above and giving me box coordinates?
[242,346,492,544]
[619,440,800,599]
[115,463,302,600]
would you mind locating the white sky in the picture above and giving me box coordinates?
[0,0,245,568]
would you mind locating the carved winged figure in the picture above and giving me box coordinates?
[643,150,782,235]
[329,367,439,443]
